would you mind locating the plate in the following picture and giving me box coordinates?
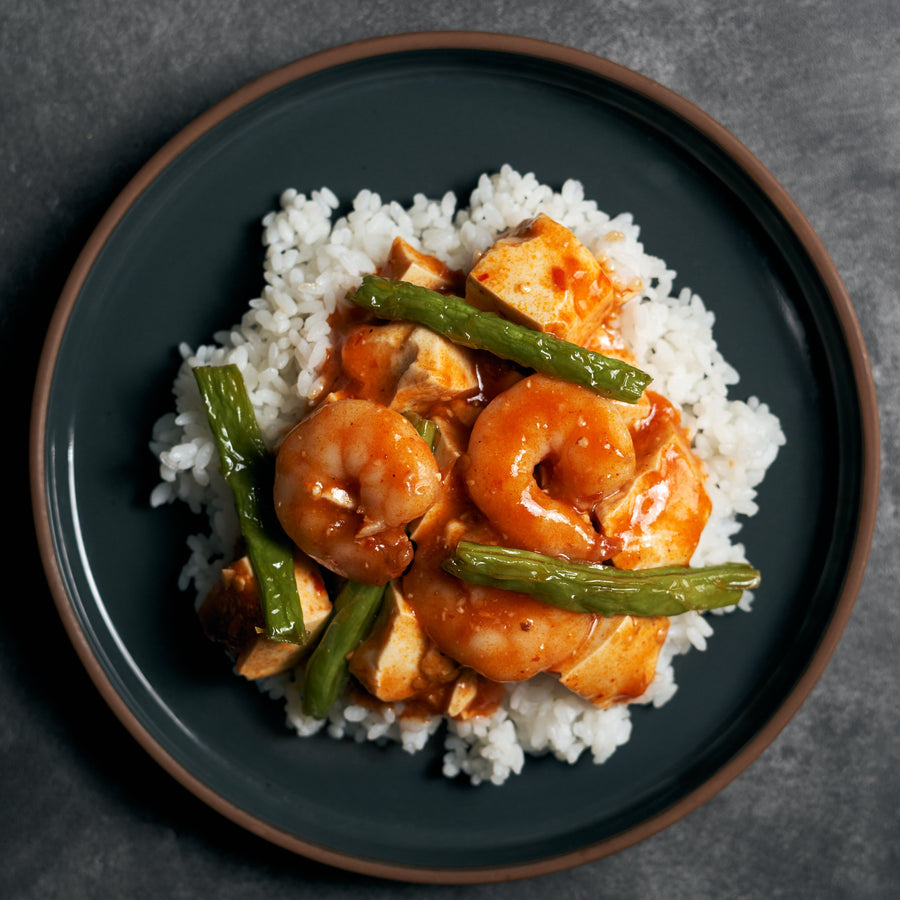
[30,33,880,882]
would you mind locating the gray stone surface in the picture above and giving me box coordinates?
[4,1,897,897]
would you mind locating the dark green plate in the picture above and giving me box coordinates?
[31,33,879,882]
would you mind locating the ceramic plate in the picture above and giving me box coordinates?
[30,33,879,883]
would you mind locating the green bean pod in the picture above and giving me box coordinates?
[301,580,387,718]
[347,275,652,404]
[193,364,308,645]
[402,410,439,450]
[442,541,760,617]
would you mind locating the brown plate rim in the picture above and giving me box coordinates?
[29,30,881,884]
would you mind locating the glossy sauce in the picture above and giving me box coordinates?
[303,239,711,712]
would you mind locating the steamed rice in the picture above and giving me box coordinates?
[150,165,785,785]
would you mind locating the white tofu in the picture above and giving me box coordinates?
[390,327,479,415]
[198,554,332,680]
[465,213,619,344]
[379,236,463,293]
[445,669,479,718]
[349,582,456,702]
[406,420,469,546]
[551,615,669,707]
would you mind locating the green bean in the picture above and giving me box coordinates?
[346,275,652,404]
[401,410,439,450]
[301,580,386,718]
[193,364,307,645]
[442,541,760,617]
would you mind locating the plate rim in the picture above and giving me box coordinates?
[29,30,881,884]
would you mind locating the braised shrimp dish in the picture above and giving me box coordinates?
[197,213,754,722]
[152,168,783,783]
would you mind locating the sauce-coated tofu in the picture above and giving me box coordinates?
[337,239,476,412]
[444,669,480,718]
[465,214,618,344]
[551,615,669,707]
[379,236,464,294]
[338,322,479,414]
[349,582,457,702]
[198,555,331,680]
[391,327,479,414]
[336,322,414,405]
[598,392,711,569]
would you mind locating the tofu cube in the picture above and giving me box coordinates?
[444,669,480,718]
[336,321,478,414]
[466,213,618,344]
[597,393,711,569]
[390,327,480,415]
[338,322,416,404]
[198,554,331,680]
[349,583,457,702]
[551,615,669,707]
[379,236,464,293]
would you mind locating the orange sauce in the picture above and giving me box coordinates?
[312,245,710,715]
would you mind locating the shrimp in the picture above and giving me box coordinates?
[464,374,636,561]
[404,545,595,683]
[403,473,595,683]
[403,464,667,689]
[273,399,441,585]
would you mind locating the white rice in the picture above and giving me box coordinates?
[150,165,785,786]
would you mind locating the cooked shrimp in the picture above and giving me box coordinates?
[465,374,636,561]
[405,548,594,683]
[403,460,667,689]
[403,476,595,683]
[273,399,441,585]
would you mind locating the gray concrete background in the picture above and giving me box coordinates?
[4,1,897,897]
